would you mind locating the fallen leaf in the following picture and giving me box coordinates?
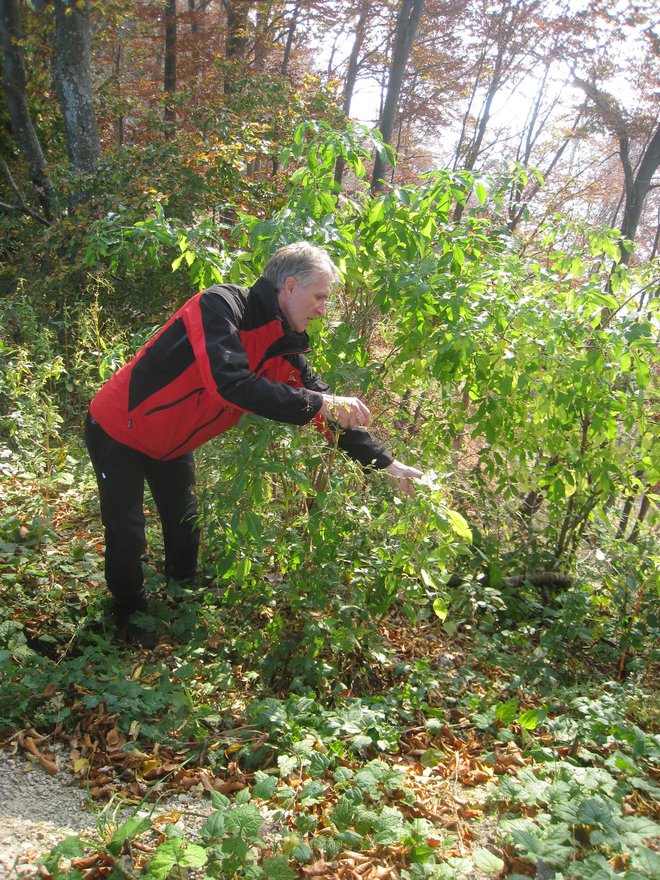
[24,736,58,775]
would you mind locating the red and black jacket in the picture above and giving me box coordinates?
[90,277,393,468]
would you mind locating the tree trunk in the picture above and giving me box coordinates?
[575,78,660,266]
[0,0,52,217]
[52,0,100,175]
[254,1,272,72]
[453,3,519,220]
[618,121,660,265]
[280,1,299,76]
[371,0,425,194]
[224,0,251,94]
[452,46,486,173]
[164,0,177,139]
[188,0,198,34]
[334,0,369,187]
[113,37,124,146]
[627,480,660,544]
[508,108,583,232]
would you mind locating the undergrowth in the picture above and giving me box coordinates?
[1,432,658,879]
[1,140,659,876]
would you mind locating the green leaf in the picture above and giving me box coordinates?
[621,815,660,846]
[211,790,231,809]
[495,698,519,725]
[200,811,225,841]
[109,816,152,854]
[373,807,405,845]
[291,843,313,863]
[278,754,298,778]
[420,748,444,768]
[331,796,357,829]
[507,828,573,868]
[49,837,85,859]
[300,780,325,804]
[433,596,448,622]
[446,509,472,542]
[631,846,660,877]
[338,829,364,849]
[350,734,373,752]
[146,840,208,878]
[234,786,252,804]
[224,803,264,840]
[519,708,546,730]
[576,797,613,827]
[260,854,297,880]
[252,771,278,800]
[473,848,505,873]
[333,766,354,783]
[308,751,331,777]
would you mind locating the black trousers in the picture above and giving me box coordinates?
[84,413,200,612]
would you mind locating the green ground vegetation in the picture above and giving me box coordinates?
[0,121,658,879]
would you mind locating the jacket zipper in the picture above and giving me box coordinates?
[254,343,311,376]
[144,387,203,416]
[161,405,228,460]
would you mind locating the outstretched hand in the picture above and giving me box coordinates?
[320,394,371,429]
[384,460,425,497]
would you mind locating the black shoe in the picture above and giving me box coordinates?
[114,603,158,649]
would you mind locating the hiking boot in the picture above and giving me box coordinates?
[118,617,158,649]
[114,599,158,649]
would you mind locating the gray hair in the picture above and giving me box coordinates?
[263,242,341,290]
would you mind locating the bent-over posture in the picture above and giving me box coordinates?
[85,242,422,644]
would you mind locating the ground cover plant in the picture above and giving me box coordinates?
[0,125,658,879]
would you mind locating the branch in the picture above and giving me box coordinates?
[0,154,51,227]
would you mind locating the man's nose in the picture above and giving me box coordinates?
[316,301,326,317]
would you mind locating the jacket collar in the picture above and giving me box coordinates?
[248,276,310,348]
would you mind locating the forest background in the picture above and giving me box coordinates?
[0,1,659,879]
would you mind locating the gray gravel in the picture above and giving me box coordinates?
[0,747,216,878]
[0,746,96,878]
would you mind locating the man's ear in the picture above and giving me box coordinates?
[281,275,297,299]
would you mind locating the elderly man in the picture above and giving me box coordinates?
[85,242,422,644]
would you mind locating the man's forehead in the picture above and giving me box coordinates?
[299,272,331,293]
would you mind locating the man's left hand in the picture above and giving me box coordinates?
[384,460,425,497]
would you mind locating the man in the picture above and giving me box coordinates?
[85,242,423,644]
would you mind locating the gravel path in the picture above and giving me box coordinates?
[0,747,97,878]
[0,747,215,878]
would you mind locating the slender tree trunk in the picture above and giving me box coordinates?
[335,1,369,187]
[224,0,251,94]
[371,0,425,194]
[627,481,659,544]
[0,0,52,217]
[113,37,124,146]
[188,0,198,34]
[280,1,299,76]
[576,78,660,267]
[508,108,583,232]
[52,0,100,175]
[254,1,272,72]
[164,0,177,139]
[618,121,660,265]
[452,46,486,172]
[616,495,635,540]
[453,0,528,220]
[453,20,513,219]
[649,207,660,260]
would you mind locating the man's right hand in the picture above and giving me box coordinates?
[320,394,371,429]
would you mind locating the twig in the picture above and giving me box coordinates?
[0,154,51,227]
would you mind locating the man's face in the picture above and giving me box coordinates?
[277,271,331,333]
